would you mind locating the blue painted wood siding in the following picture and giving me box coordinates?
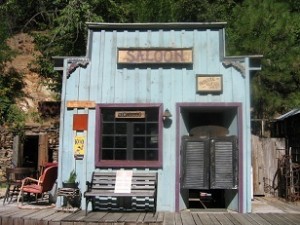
[58,26,251,212]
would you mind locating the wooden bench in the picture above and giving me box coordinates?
[84,171,157,215]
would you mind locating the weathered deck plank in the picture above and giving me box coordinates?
[163,212,175,225]
[271,213,300,225]
[212,213,235,225]
[223,213,253,225]
[174,212,183,225]
[1,206,300,225]
[191,213,205,225]
[9,209,37,225]
[61,210,87,221]
[281,214,300,225]
[223,213,243,225]
[83,211,107,222]
[197,213,215,225]
[180,211,196,225]
[258,213,291,225]
[99,212,124,222]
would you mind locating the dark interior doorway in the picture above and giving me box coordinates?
[189,189,225,209]
[22,135,39,170]
[180,106,238,210]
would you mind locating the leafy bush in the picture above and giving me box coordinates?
[66,170,77,183]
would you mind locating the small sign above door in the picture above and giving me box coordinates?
[196,74,223,93]
[115,111,146,118]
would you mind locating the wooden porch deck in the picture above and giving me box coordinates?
[0,196,300,225]
[1,206,300,225]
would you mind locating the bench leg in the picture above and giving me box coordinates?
[85,198,89,216]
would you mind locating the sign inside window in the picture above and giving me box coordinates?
[115,111,145,118]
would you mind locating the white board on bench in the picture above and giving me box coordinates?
[114,170,133,193]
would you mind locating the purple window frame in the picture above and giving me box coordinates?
[95,103,163,168]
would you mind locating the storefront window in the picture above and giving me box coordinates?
[95,104,162,168]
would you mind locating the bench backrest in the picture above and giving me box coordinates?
[90,171,157,192]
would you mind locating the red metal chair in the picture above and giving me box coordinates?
[18,165,58,204]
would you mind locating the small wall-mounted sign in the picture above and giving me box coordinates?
[73,114,88,130]
[67,101,95,108]
[118,48,193,64]
[73,135,85,158]
[196,75,223,93]
[115,111,145,119]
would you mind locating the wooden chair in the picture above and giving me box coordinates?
[3,167,35,205]
[18,165,58,204]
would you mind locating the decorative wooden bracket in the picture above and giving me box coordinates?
[67,58,89,77]
[222,60,245,77]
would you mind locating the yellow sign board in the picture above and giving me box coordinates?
[74,135,85,157]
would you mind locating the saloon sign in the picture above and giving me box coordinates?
[118,48,193,64]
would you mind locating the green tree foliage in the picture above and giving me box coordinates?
[173,0,239,22]
[227,0,300,118]
[0,16,25,130]
[125,0,176,22]
[28,0,127,93]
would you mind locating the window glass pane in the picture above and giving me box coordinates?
[102,149,113,160]
[134,137,145,148]
[133,150,145,160]
[116,123,127,134]
[146,150,158,160]
[115,136,127,148]
[146,136,158,148]
[103,123,114,134]
[115,150,126,160]
[102,136,114,148]
[102,110,115,121]
[147,109,158,121]
[146,123,158,134]
[134,123,145,134]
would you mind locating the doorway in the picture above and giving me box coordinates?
[176,103,241,212]
[23,135,39,169]
[21,134,49,173]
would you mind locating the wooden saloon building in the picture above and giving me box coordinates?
[55,23,261,213]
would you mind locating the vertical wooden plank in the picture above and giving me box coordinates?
[251,135,265,195]
[38,134,48,169]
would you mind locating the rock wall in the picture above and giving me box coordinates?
[0,127,14,182]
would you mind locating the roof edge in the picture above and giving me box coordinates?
[86,22,227,30]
